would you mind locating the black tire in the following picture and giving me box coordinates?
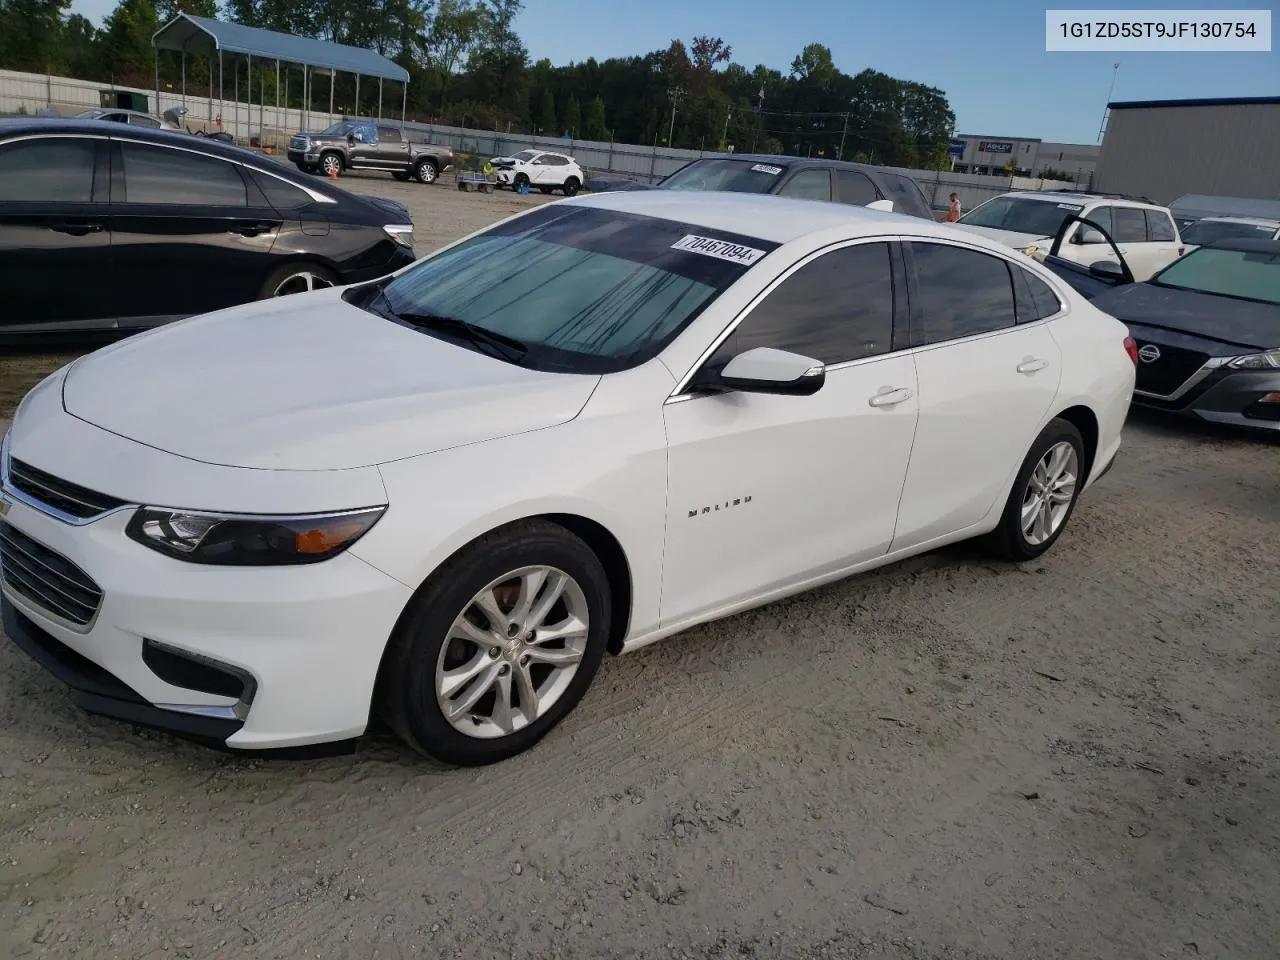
[378,520,612,766]
[392,171,411,182]
[258,262,339,299]
[985,418,1086,562]
[562,176,581,196]
[413,158,438,184]
[318,151,344,177]
[514,173,530,191]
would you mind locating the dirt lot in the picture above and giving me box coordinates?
[2,173,1279,960]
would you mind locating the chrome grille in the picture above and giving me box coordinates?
[8,458,127,520]
[0,522,103,626]
[1132,341,1210,398]
[289,136,308,151]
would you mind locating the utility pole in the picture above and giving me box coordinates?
[838,112,849,160]
[667,86,683,146]
[721,104,732,152]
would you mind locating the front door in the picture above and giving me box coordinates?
[108,138,283,322]
[0,135,113,331]
[662,240,919,627]
[891,240,1062,550]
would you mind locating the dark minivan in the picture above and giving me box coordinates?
[585,154,934,221]
[0,119,417,341]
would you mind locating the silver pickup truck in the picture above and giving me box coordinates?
[288,119,454,184]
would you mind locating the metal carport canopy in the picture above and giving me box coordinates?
[153,14,409,83]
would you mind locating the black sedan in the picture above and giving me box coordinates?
[1044,229,1280,431]
[0,119,417,341]
[584,155,934,221]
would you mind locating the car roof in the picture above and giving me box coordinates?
[689,153,909,179]
[1201,236,1280,253]
[1197,216,1280,228]
[996,190,1167,210]
[1,118,252,160]
[564,189,979,246]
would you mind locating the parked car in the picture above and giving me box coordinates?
[287,119,453,183]
[1037,215,1280,432]
[0,119,416,340]
[69,106,233,143]
[1,191,1135,764]
[952,191,1184,281]
[1179,216,1280,253]
[583,155,934,220]
[489,149,584,194]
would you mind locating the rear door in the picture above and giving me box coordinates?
[375,125,410,168]
[891,239,1062,550]
[0,134,113,331]
[834,169,881,207]
[1142,209,1182,273]
[108,138,284,322]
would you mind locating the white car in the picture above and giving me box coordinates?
[1178,215,1280,253]
[952,191,1184,281]
[490,149,584,195]
[1,192,1136,766]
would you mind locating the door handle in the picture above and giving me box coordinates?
[232,222,275,237]
[49,222,104,236]
[1017,358,1050,374]
[868,387,913,408]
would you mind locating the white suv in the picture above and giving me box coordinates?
[490,149,584,196]
[952,192,1184,281]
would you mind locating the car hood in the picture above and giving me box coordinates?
[949,224,1047,248]
[585,177,653,193]
[61,291,601,471]
[1091,282,1280,351]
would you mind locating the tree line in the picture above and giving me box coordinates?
[0,0,957,167]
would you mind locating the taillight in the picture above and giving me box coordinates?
[1123,336,1139,365]
[1178,246,1185,256]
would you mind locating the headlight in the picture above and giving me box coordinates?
[382,224,414,247]
[1227,348,1280,370]
[126,506,385,565]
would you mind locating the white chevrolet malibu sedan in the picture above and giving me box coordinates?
[1,191,1136,765]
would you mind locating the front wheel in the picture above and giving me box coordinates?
[985,418,1086,561]
[379,520,612,766]
[414,158,438,184]
[318,152,343,177]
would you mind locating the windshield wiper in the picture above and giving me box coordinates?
[394,309,531,364]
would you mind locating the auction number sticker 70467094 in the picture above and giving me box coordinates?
[670,235,767,266]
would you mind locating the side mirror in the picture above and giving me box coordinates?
[866,199,894,212]
[699,347,826,397]
[1088,260,1125,280]
[1075,226,1106,245]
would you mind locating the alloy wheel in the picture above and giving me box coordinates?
[434,565,589,739]
[1021,441,1078,546]
[320,154,342,176]
[272,271,336,296]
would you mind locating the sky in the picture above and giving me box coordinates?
[69,0,1278,144]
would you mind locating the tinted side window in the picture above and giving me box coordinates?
[130,115,162,129]
[706,243,895,367]
[248,168,313,210]
[0,138,97,202]
[835,170,879,206]
[910,243,1017,343]
[880,174,931,219]
[120,143,247,206]
[778,168,831,202]
[544,155,569,166]
[377,126,402,142]
[1011,263,1063,322]
[1146,210,1175,241]
[1085,205,1113,235]
[1112,208,1147,243]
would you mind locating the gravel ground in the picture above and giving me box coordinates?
[1,173,1279,960]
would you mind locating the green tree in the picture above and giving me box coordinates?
[100,0,160,80]
[536,86,555,133]
[0,0,72,72]
[583,95,607,140]
[561,93,580,137]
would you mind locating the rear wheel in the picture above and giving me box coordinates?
[259,263,338,299]
[414,158,438,184]
[379,520,611,766]
[562,176,581,196]
[985,418,1086,561]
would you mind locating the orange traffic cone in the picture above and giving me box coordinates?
[327,165,339,180]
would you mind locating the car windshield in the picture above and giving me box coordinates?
[318,121,356,136]
[371,205,776,374]
[512,150,538,162]
[1181,220,1279,245]
[1151,246,1280,305]
[659,159,789,193]
[958,196,1083,237]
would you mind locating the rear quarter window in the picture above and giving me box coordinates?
[1146,210,1176,242]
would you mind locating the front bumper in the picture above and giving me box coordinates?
[1,479,414,752]
[1133,367,1280,431]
